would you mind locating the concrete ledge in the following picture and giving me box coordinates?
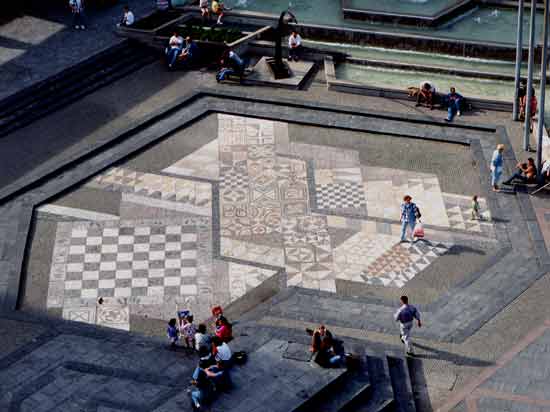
[341,0,474,27]
[323,57,513,112]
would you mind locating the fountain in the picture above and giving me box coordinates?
[341,0,475,26]
[266,9,297,79]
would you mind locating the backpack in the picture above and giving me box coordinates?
[414,204,421,219]
[232,351,248,365]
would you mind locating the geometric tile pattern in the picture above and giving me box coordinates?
[443,193,494,235]
[363,240,451,287]
[363,166,450,227]
[60,221,199,300]
[87,166,212,208]
[228,262,279,302]
[42,114,494,331]
[163,139,220,180]
[333,230,399,284]
[316,182,367,210]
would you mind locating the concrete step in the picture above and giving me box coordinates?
[0,42,156,138]
[387,355,417,412]
[355,355,396,412]
[294,354,372,412]
[0,42,134,119]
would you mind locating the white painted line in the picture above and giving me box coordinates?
[37,204,120,221]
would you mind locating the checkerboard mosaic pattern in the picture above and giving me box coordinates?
[47,218,209,312]
[316,182,367,210]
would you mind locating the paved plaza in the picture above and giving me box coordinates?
[1,10,550,409]
[20,111,502,334]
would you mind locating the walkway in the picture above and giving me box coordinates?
[0,59,549,411]
[0,0,154,100]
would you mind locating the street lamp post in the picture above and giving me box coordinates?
[513,0,525,121]
[524,0,538,151]
[536,0,550,175]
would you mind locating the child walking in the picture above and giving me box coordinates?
[471,195,482,220]
[181,315,197,349]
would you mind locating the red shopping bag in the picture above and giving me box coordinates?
[413,222,425,238]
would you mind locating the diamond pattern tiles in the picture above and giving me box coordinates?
[363,241,451,287]
[87,167,212,210]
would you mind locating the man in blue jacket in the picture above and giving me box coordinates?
[444,87,463,122]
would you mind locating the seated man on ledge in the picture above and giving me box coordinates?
[503,157,537,185]
[538,159,550,184]
[165,31,184,69]
[444,86,463,122]
[216,48,245,82]
[416,80,436,110]
[178,36,199,68]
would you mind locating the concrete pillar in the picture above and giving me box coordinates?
[513,0,525,121]
[524,0,538,150]
[536,0,550,174]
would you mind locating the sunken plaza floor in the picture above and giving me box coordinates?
[0,63,550,411]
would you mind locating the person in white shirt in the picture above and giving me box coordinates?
[165,31,184,68]
[118,6,135,27]
[200,0,210,21]
[288,31,302,62]
[212,336,232,367]
[69,0,86,30]
[416,80,436,109]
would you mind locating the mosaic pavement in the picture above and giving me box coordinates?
[41,114,496,330]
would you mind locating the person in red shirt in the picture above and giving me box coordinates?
[215,316,233,342]
[519,87,537,126]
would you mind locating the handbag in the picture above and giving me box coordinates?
[413,221,425,238]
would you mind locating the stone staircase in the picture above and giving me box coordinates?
[227,321,418,412]
[0,39,157,138]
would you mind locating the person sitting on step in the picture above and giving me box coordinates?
[416,80,436,110]
[503,157,537,186]
[309,325,345,367]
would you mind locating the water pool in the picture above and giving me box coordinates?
[335,63,550,116]
[345,0,461,17]
[306,41,539,76]
[229,0,543,46]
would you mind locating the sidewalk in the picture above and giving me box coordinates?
[0,0,154,101]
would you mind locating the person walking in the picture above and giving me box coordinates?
[490,144,505,192]
[394,295,421,355]
[399,195,420,242]
[69,0,86,30]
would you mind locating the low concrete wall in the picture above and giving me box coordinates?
[223,269,284,321]
[324,57,513,112]
[345,56,550,83]
[227,25,273,57]
[176,7,541,60]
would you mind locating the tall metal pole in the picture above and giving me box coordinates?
[513,0,525,120]
[536,0,550,175]
[524,0,537,150]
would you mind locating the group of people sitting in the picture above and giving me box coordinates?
[166,307,240,411]
[414,81,464,122]
[199,0,227,25]
[165,31,199,69]
[502,157,550,187]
